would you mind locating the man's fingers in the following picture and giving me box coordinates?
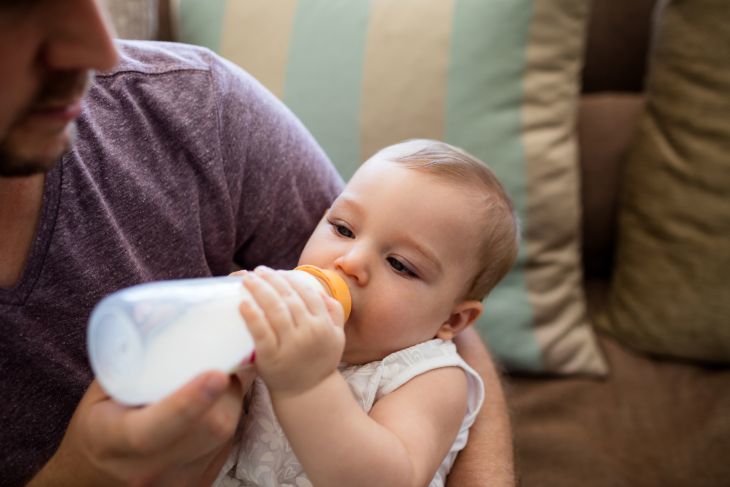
[82,379,111,404]
[55,376,243,485]
[161,374,244,464]
[124,371,230,454]
[79,381,137,457]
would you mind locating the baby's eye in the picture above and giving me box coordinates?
[387,257,417,278]
[332,222,354,238]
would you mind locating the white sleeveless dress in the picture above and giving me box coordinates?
[215,338,485,487]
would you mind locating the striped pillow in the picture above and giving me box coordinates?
[172,0,606,375]
[103,0,160,40]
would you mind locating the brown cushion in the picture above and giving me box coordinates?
[578,94,644,278]
[581,0,657,93]
[599,0,730,363]
[509,280,730,486]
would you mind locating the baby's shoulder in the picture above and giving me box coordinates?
[378,339,466,395]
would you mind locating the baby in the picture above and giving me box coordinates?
[217,139,519,487]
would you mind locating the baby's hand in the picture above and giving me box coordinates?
[238,267,345,396]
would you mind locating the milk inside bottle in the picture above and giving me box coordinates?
[87,265,351,406]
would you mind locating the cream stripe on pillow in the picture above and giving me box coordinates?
[219,0,298,99]
[359,0,453,162]
[522,0,603,373]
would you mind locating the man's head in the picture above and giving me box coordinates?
[298,139,519,364]
[0,0,118,177]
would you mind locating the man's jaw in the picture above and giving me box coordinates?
[0,70,89,177]
[0,121,77,177]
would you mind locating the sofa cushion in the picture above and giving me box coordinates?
[578,94,644,278]
[172,0,606,375]
[511,279,730,486]
[581,0,657,93]
[601,0,730,363]
[509,328,730,486]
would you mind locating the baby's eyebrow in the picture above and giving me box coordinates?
[331,194,364,217]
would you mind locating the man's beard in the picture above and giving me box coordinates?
[0,123,77,177]
[0,70,90,178]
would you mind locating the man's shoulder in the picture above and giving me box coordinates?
[98,40,223,78]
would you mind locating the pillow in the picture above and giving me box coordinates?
[172,0,607,375]
[600,0,730,362]
[102,0,160,40]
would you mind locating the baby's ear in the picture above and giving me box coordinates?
[436,300,483,340]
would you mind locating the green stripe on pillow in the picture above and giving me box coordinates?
[283,0,371,180]
[447,0,541,371]
[177,0,228,51]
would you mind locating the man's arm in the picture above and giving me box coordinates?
[448,327,515,486]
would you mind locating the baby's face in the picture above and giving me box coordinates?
[298,155,483,364]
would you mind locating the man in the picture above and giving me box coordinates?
[0,1,514,485]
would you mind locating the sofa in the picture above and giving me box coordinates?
[508,1,730,485]
[106,0,730,485]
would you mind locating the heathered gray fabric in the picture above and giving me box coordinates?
[0,40,343,486]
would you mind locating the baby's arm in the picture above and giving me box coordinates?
[240,267,468,487]
[274,364,467,487]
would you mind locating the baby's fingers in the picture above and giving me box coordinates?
[285,271,328,320]
[238,287,277,359]
[254,267,312,329]
[323,295,345,328]
[247,268,298,337]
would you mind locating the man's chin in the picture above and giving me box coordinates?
[0,127,74,177]
[0,158,55,177]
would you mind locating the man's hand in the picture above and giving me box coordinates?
[30,368,254,486]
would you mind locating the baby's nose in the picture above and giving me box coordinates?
[334,250,369,286]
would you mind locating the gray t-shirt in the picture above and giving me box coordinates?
[0,40,343,486]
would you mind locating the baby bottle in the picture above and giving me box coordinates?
[87,265,351,406]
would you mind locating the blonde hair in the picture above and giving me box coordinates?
[374,139,520,301]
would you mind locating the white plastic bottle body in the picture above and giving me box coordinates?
[88,276,257,406]
[88,269,348,406]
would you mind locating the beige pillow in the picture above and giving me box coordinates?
[602,0,730,362]
[102,0,159,40]
[173,0,607,375]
